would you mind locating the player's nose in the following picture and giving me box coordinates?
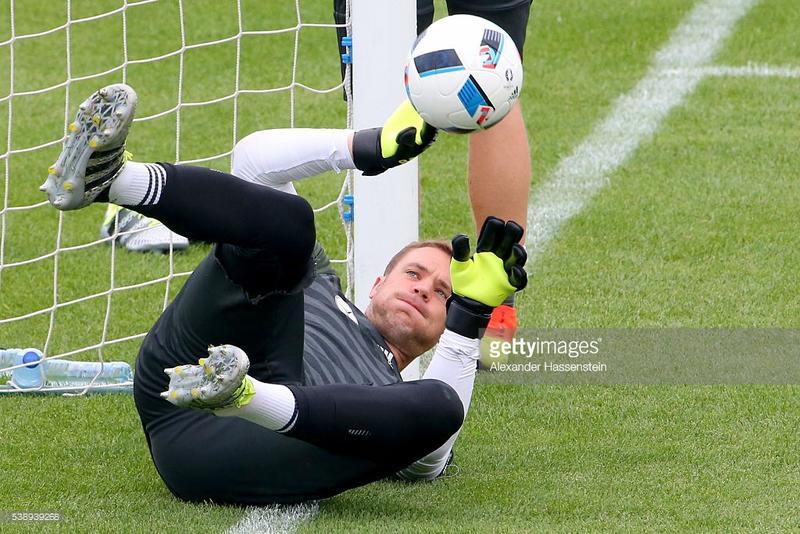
[413,283,431,301]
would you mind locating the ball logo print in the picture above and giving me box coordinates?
[404,14,523,132]
[457,75,494,119]
[413,49,465,77]
[476,105,493,126]
[479,29,503,69]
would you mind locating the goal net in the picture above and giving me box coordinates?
[0,0,418,392]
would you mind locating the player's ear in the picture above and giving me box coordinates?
[368,276,384,299]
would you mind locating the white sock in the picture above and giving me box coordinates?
[217,378,298,432]
[108,162,166,206]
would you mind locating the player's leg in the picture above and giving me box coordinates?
[41,83,317,301]
[163,345,463,462]
[146,410,393,504]
[40,85,316,268]
[445,0,532,241]
[446,0,533,344]
[125,163,319,427]
[151,346,463,503]
[147,380,461,505]
[126,170,318,500]
[42,84,315,411]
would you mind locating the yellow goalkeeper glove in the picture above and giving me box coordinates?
[352,99,437,176]
[446,217,528,339]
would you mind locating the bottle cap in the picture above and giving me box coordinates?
[22,350,41,368]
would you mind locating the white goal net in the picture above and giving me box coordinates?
[0,0,368,392]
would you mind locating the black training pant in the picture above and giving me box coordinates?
[132,164,463,504]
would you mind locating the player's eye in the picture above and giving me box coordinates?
[406,270,419,279]
[435,289,448,300]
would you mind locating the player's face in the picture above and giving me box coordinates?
[367,246,451,359]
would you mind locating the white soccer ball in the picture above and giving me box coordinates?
[404,14,523,133]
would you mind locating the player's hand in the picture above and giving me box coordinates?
[352,99,437,176]
[379,99,437,167]
[446,217,527,339]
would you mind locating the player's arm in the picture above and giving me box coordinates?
[397,217,527,481]
[230,100,436,189]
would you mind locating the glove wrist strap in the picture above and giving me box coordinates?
[352,127,385,176]
[446,296,493,339]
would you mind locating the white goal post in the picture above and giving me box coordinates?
[350,0,420,380]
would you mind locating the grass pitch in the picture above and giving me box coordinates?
[1,0,799,532]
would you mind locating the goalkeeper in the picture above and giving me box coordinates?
[41,84,527,504]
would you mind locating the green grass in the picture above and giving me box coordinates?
[2,0,799,532]
[302,385,800,532]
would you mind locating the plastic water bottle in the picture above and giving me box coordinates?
[43,359,133,391]
[10,349,45,389]
[0,348,133,392]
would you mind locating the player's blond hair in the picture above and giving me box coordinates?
[383,240,452,275]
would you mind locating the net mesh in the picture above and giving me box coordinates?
[0,0,353,392]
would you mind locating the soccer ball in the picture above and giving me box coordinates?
[404,15,523,133]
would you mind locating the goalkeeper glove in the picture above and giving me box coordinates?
[352,99,437,176]
[446,217,528,339]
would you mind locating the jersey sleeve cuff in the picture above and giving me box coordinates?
[439,329,481,359]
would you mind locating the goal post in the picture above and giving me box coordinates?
[350,0,420,380]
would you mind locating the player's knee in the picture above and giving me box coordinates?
[420,379,464,438]
[288,193,316,258]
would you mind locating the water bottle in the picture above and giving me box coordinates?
[43,359,133,392]
[1,348,133,392]
[10,349,45,389]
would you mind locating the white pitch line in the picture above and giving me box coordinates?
[526,0,759,263]
[225,503,320,534]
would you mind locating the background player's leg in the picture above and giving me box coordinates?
[446,0,533,342]
[417,0,435,35]
[467,103,531,241]
[446,0,533,241]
